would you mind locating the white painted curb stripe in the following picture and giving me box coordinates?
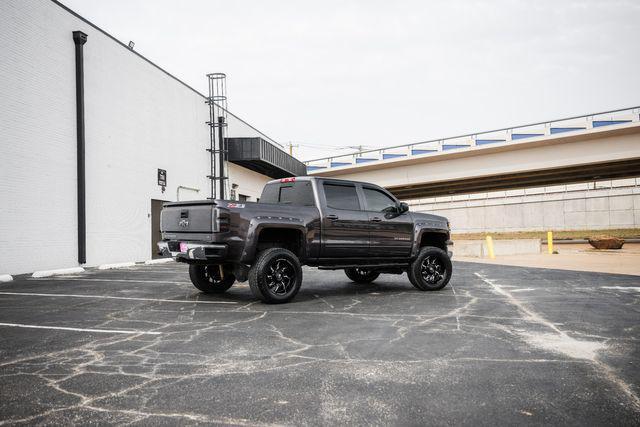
[98,262,136,270]
[0,275,13,283]
[32,267,85,278]
[0,291,237,304]
[0,322,161,335]
[144,258,174,265]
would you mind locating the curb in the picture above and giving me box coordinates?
[542,238,640,245]
[32,267,85,278]
[98,262,136,270]
[144,258,174,265]
[0,275,13,283]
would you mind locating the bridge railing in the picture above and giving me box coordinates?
[304,106,640,171]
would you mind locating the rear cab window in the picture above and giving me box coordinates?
[259,180,315,206]
[323,183,361,210]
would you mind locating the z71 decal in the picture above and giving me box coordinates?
[227,203,245,208]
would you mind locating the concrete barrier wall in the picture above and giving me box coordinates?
[410,179,640,233]
[453,239,541,258]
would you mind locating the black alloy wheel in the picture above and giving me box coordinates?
[188,264,236,293]
[249,247,303,303]
[407,246,452,291]
[266,258,297,295]
[420,256,445,284]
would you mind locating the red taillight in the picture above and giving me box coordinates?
[280,177,296,183]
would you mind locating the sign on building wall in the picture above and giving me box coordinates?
[157,169,167,187]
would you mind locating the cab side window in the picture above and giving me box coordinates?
[363,187,397,212]
[323,183,360,210]
[260,182,314,206]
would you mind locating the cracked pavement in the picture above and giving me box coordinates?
[0,261,639,425]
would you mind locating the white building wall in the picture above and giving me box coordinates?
[0,0,273,275]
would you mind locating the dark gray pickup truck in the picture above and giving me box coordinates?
[158,176,452,303]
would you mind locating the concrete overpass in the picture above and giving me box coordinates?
[305,107,640,199]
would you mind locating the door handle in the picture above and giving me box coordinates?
[370,217,382,222]
[326,214,339,220]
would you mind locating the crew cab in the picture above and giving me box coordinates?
[158,177,452,303]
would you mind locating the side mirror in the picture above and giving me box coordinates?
[398,202,409,214]
[384,202,409,217]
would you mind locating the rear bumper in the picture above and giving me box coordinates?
[157,241,228,263]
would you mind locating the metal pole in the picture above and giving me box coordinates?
[72,30,87,264]
[217,116,225,199]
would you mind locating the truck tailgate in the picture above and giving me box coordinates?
[161,202,214,233]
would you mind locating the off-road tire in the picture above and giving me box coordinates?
[249,248,303,304]
[188,264,236,293]
[407,246,452,291]
[344,268,380,284]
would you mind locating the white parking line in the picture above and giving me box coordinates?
[0,322,161,335]
[0,292,237,304]
[30,278,191,284]
[601,286,640,292]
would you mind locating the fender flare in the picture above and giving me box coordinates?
[241,220,308,263]
[411,227,450,258]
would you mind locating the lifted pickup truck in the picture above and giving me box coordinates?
[158,177,452,303]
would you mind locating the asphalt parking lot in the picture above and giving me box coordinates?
[0,261,639,425]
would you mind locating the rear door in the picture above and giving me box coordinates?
[151,199,169,259]
[362,185,413,257]
[320,181,369,258]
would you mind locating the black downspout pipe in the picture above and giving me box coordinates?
[73,31,87,264]
[217,116,225,199]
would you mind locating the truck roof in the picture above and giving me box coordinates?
[266,176,377,186]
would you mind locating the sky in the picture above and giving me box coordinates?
[62,0,640,160]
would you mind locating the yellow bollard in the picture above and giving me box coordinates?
[485,235,495,259]
[547,231,553,254]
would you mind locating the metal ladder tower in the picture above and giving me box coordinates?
[205,73,229,200]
